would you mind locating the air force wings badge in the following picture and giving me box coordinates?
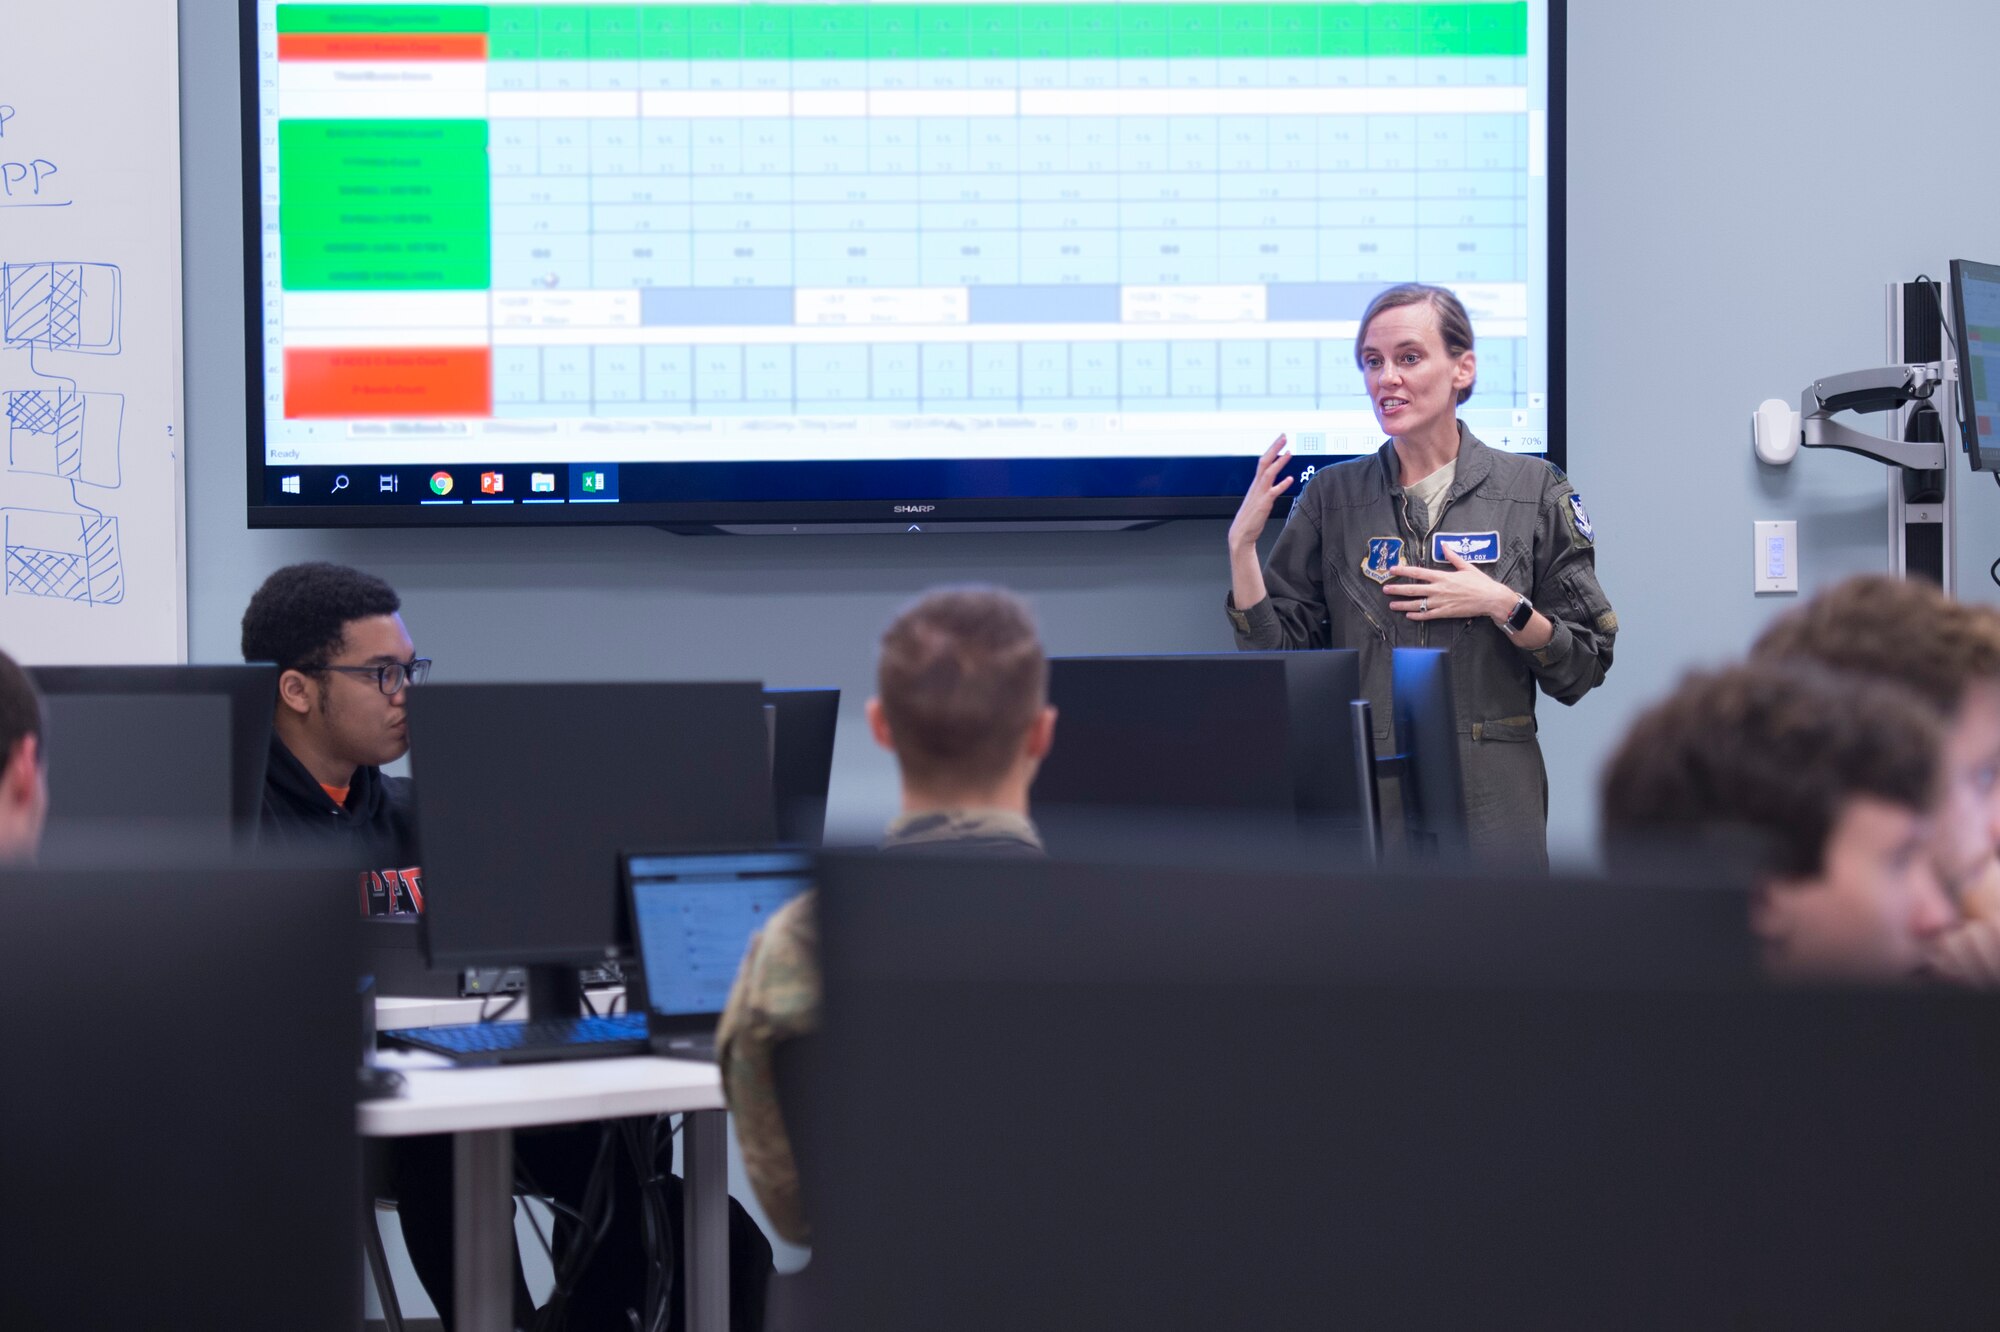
[1431,531,1501,564]
[1362,536,1403,584]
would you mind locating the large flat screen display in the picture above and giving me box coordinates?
[242,0,1564,528]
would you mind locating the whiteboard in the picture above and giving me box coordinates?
[0,0,186,664]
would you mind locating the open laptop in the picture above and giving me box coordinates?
[623,847,815,1061]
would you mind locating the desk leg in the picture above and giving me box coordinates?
[683,1109,730,1332]
[454,1127,515,1332]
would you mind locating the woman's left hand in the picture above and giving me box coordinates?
[1384,547,1514,622]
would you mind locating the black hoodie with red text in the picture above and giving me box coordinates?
[258,733,423,916]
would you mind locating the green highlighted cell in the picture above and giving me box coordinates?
[278,6,488,33]
[392,3,1533,61]
[279,121,490,291]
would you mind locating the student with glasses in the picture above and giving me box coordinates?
[241,562,428,914]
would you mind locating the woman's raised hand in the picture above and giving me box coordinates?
[1227,434,1293,554]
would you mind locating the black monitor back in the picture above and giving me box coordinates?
[810,851,2000,1331]
[1390,648,1467,856]
[29,664,277,837]
[1036,653,1364,844]
[765,687,839,846]
[412,682,776,968]
[1,856,356,1330]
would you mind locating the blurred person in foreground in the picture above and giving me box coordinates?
[1601,659,1956,984]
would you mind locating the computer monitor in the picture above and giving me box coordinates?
[3,855,357,1329]
[623,847,814,1052]
[809,850,2000,1330]
[1389,648,1468,857]
[411,682,777,1013]
[1949,258,2000,472]
[28,665,278,838]
[764,688,839,846]
[1035,652,1368,851]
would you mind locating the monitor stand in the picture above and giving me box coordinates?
[526,963,584,1021]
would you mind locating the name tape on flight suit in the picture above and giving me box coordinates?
[1431,531,1501,564]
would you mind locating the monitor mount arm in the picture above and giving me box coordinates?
[1797,363,1947,471]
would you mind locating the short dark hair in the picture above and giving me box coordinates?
[1355,283,1477,405]
[0,647,41,766]
[240,562,402,673]
[878,586,1047,792]
[1602,661,1941,880]
[1751,574,2000,718]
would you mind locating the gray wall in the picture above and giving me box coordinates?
[181,0,2000,861]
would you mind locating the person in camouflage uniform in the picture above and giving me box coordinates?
[718,587,1054,1244]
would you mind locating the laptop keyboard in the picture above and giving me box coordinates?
[381,1012,648,1064]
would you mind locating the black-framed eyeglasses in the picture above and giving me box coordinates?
[318,658,431,695]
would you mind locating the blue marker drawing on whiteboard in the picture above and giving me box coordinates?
[7,386,123,488]
[1,508,123,605]
[0,261,129,604]
[3,263,120,354]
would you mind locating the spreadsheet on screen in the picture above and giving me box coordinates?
[255,1,1554,473]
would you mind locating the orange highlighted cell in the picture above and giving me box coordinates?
[286,347,492,419]
[278,33,489,61]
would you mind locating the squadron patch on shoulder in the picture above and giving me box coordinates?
[1362,536,1403,584]
[1566,493,1595,543]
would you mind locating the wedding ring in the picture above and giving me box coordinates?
[1420,599,1429,614]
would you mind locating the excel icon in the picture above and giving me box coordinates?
[581,471,606,494]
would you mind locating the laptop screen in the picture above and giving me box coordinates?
[627,849,813,1018]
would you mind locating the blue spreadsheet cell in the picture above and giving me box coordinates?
[643,288,792,326]
[494,177,590,207]
[921,236,1021,286]
[693,62,742,92]
[493,204,590,235]
[918,202,1017,232]
[740,127,794,175]
[796,229,916,263]
[1121,231,1220,284]
[1019,232,1120,285]
[1120,172,1222,202]
[494,246,590,290]
[493,348,541,404]
[690,234,793,286]
[690,203,792,233]
[1419,172,1519,200]
[871,344,922,401]
[536,121,593,174]
[922,345,971,398]
[1219,343,1269,398]
[490,127,541,175]
[1319,344,1367,400]
[1268,342,1320,398]
[691,177,791,205]
[744,348,794,403]
[640,125,695,174]
[1020,173,1118,203]
[638,63,694,92]
[644,347,694,403]
[592,203,690,234]
[542,348,591,404]
[593,345,643,403]
[1122,200,1222,230]
[1227,171,1318,202]
[590,122,641,174]
[970,344,1020,399]
[1171,343,1219,399]
[1070,346,1120,397]
[1222,236,1316,284]
[1119,343,1170,399]
[694,346,745,402]
[796,346,869,400]
[1019,201,1119,231]
[1267,283,1378,321]
[1021,345,1069,399]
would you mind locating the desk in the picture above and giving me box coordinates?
[363,995,729,1332]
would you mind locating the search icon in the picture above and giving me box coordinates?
[331,474,350,494]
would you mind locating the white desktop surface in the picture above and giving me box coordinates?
[375,986,629,1032]
[359,1053,723,1138]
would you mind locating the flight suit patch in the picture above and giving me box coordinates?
[1361,536,1403,584]
[1567,493,1595,543]
[1431,531,1501,564]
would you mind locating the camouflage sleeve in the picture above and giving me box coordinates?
[1525,468,1617,706]
[716,892,821,1246]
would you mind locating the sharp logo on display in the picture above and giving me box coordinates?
[894,505,937,514]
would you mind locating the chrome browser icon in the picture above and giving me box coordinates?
[429,471,453,496]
